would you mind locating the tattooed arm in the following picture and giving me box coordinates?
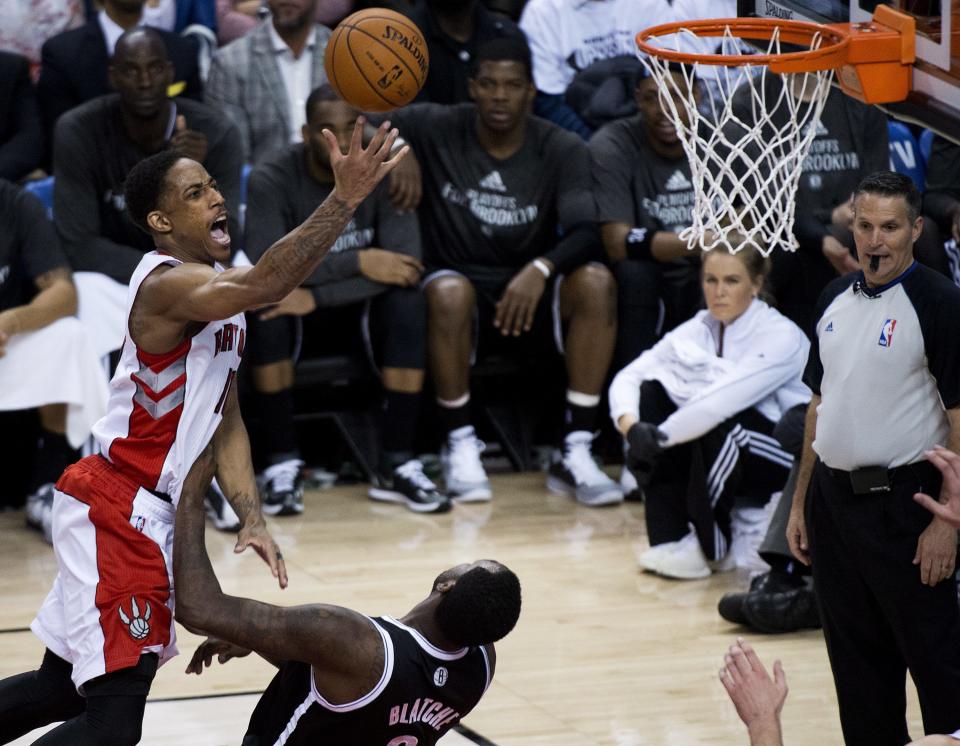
[212,381,288,588]
[174,444,385,704]
[142,118,408,326]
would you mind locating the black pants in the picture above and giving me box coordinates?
[612,259,701,371]
[640,380,792,560]
[0,650,157,745]
[245,286,427,370]
[807,460,960,744]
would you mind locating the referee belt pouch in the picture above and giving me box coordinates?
[841,466,891,495]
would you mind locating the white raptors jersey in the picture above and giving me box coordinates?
[92,252,246,505]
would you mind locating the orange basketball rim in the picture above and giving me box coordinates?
[636,4,916,105]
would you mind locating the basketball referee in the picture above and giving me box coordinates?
[787,171,960,743]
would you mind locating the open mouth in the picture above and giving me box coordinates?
[210,215,230,247]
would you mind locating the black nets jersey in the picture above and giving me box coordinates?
[242,616,492,745]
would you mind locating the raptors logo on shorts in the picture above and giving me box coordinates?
[119,597,152,641]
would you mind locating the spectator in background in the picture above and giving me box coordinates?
[206,0,331,162]
[923,135,960,285]
[37,0,203,159]
[402,0,525,105]
[216,0,351,45]
[53,27,241,287]
[0,52,44,182]
[0,0,84,70]
[0,180,108,544]
[590,65,703,373]
[519,0,653,139]
[609,245,809,580]
[392,39,622,507]
[244,86,449,515]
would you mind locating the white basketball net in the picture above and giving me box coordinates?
[640,26,835,256]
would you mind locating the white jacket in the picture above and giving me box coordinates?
[609,299,812,447]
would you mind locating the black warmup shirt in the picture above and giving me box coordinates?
[0,180,69,311]
[923,135,960,235]
[804,262,960,470]
[391,103,595,285]
[243,616,490,745]
[589,114,696,235]
[52,94,243,284]
[245,143,421,307]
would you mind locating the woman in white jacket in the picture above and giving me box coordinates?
[609,244,811,580]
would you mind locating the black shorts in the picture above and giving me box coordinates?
[422,268,565,362]
[245,286,426,372]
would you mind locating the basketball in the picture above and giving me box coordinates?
[324,8,429,113]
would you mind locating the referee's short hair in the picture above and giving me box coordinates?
[854,171,922,222]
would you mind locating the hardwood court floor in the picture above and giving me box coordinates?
[0,472,925,744]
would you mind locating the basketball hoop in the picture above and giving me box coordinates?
[636,8,915,256]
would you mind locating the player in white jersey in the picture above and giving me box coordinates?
[0,118,406,745]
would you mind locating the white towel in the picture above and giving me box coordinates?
[0,317,110,448]
[74,272,128,359]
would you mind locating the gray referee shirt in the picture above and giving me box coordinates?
[804,262,960,471]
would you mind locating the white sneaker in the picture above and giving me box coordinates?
[205,478,242,532]
[441,426,492,503]
[640,528,711,579]
[730,503,774,572]
[25,483,54,530]
[546,431,624,507]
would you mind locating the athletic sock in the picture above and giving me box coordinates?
[257,388,300,463]
[30,430,79,492]
[437,392,471,435]
[564,390,600,437]
[380,390,420,455]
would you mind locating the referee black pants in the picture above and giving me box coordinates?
[807,460,960,743]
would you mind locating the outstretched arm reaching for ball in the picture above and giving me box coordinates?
[139,119,409,330]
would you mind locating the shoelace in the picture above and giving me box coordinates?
[396,460,437,491]
[265,459,304,493]
[448,436,487,481]
[563,438,608,486]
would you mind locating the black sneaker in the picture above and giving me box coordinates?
[204,479,241,532]
[369,459,452,514]
[717,570,808,628]
[743,585,821,633]
[260,459,305,516]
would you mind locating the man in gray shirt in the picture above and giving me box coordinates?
[787,172,960,742]
[244,85,449,516]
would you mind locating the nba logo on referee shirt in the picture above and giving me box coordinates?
[878,319,897,347]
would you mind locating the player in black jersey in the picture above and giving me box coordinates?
[173,444,521,745]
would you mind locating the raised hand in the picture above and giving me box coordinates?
[168,114,209,163]
[915,446,960,529]
[325,118,408,210]
[719,638,787,746]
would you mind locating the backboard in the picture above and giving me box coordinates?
[738,0,960,141]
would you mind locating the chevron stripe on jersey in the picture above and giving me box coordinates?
[92,252,246,504]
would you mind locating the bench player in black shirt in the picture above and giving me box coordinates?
[391,38,621,507]
[174,444,521,745]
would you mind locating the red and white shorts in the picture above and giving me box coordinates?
[31,455,178,692]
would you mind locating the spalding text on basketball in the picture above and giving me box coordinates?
[381,26,427,76]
